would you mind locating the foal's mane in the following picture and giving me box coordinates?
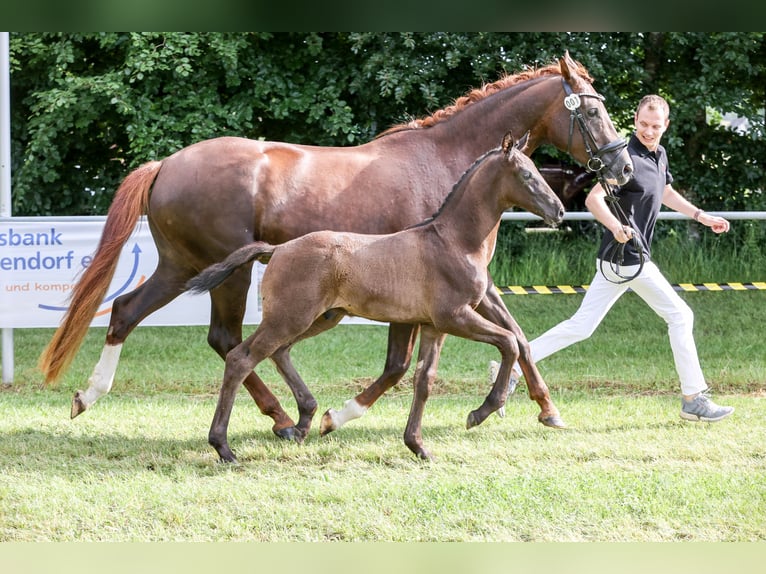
[378,58,592,138]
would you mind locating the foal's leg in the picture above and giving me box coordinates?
[476,283,565,428]
[270,344,319,442]
[319,323,420,435]
[207,270,297,438]
[403,326,446,461]
[209,320,307,463]
[464,325,520,430]
[434,305,520,429]
[264,309,347,439]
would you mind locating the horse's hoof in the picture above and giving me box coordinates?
[539,415,567,429]
[466,411,480,429]
[70,391,87,419]
[218,455,239,465]
[319,409,337,436]
[274,426,300,441]
[293,428,308,444]
[405,442,433,461]
[416,449,433,462]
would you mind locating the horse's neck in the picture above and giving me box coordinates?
[425,76,557,163]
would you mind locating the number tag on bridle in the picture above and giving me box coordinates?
[564,93,581,111]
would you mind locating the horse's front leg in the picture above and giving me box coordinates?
[477,283,565,428]
[403,326,446,461]
[320,323,419,435]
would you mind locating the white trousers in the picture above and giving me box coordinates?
[527,260,708,396]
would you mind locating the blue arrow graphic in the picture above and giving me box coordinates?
[38,243,143,312]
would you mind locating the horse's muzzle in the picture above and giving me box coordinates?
[603,161,634,187]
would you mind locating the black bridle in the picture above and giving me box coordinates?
[562,78,643,283]
[562,78,628,177]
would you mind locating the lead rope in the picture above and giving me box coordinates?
[598,181,645,284]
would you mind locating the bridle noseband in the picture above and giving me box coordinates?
[562,78,643,284]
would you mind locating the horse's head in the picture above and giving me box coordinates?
[501,132,565,227]
[542,51,633,187]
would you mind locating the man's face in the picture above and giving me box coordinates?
[634,106,669,152]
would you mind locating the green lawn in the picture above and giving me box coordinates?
[1,291,764,543]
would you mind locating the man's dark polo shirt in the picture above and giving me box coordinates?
[597,133,674,265]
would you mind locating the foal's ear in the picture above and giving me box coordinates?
[501,131,515,155]
[515,131,530,153]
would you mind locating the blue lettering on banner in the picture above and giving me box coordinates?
[0,250,76,271]
[0,227,64,247]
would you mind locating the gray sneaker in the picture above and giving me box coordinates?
[680,390,734,422]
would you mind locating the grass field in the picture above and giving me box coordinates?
[1,291,764,543]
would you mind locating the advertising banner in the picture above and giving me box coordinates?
[0,217,265,329]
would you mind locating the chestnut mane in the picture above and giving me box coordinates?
[378,59,593,137]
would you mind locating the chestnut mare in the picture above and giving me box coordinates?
[39,52,632,439]
[187,132,565,461]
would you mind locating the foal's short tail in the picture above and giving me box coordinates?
[38,160,163,384]
[186,241,276,294]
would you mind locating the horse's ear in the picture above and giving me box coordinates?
[560,50,575,81]
[502,131,515,155]
[514,131,530,154]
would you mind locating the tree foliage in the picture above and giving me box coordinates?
[8,32,764,216]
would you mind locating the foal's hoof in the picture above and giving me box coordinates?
[70,391,88,419]
[273,426,301,441]
[539,414,567,429]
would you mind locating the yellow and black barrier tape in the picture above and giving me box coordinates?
[498,282,766,295]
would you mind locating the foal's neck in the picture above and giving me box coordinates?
[428,162,507,260]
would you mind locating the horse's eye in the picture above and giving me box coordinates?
[522,171,532,181]
[587,107,599,119]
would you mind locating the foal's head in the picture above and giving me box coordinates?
[497,132,565,227]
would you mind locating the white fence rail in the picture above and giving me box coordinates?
[2,211,765,385]
[501,211,766,221]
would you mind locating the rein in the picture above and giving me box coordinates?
[561,78,643,283]
[597,181,646,284]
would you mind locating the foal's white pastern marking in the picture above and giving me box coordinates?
[78,344,123,408]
